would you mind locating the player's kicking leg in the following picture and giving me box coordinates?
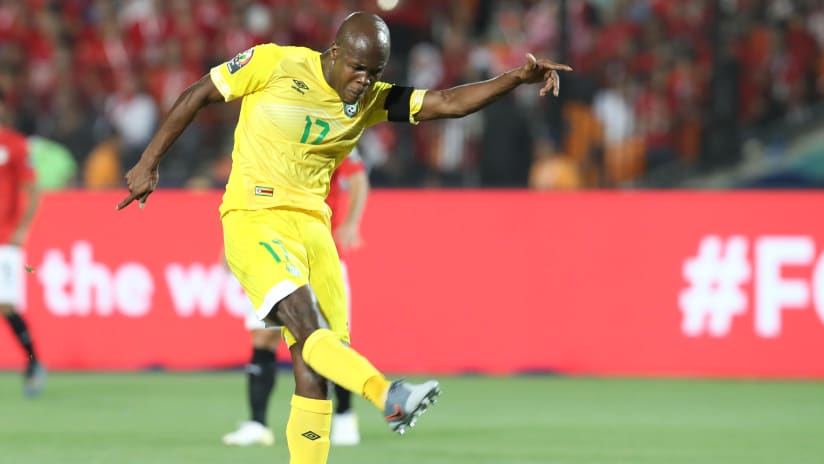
[274,286,442,436]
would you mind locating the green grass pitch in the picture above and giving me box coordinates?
[1,372,823,464]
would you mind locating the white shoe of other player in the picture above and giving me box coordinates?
[222,421,275,447]
[331,412,361,446]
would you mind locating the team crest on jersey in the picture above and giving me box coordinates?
[227,48,254,74]
[343,102,358,118]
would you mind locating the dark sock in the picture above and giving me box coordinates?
[334,383,352,414]
[247,348,276,425]
[4,313,36,363]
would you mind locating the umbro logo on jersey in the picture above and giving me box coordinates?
[254,186,274,197]
[292,79,309,94]
[302,431,321,441]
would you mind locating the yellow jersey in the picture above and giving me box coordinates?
[210,43,425,223]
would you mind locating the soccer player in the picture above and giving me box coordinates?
[223,150,369,447]
[0,95,46,398]
[117,12,570,464]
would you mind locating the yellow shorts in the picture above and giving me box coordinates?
[222,208,349,346]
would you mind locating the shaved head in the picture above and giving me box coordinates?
[335,12,391,58]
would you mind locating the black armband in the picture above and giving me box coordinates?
[384,86,415,122]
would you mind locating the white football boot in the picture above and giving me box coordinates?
[331,411,361,446]
[222,421,275,446]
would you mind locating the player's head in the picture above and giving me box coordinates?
[329,12,390,104]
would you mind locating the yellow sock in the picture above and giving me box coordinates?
[303,328,390,410]
[364,375,392,410]
[286,395,332,464]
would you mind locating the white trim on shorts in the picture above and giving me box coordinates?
[251,280,331,332]
[255,280,300,325]
[0,245,23,306]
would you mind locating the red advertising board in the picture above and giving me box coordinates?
[2,190,823,377]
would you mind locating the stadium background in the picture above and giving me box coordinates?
[2,1,824,463]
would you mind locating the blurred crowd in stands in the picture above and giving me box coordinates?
[2,0,824,190]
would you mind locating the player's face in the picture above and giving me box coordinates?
[333,45,387,104]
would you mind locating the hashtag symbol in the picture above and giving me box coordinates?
[678,236,751,337]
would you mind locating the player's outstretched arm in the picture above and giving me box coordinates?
[116,74,224,210]
[414,53,572,122]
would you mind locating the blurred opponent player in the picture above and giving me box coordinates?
[118,11,570,464]
[223,150,369,447]
[0,93,46,398]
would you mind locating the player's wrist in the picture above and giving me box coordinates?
[505,68,528,87]
[139,154,162,171]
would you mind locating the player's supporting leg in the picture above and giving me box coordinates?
[223,329,277,446]
[2,308,45,398]
[285,340,333,464]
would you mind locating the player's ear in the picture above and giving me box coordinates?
[331,43,339,61]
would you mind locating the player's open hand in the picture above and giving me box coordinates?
[519,53,573,97]
[116,160,159,210]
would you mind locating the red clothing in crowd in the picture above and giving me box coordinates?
[0,127,34,243]
[326,154,366,232]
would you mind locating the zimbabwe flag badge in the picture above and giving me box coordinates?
[254,186,274,197]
